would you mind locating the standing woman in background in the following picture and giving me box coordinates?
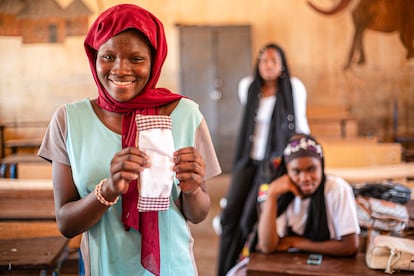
[217,43,310,275]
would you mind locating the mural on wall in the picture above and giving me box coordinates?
[0,0,92,44]
[308,0,414,70]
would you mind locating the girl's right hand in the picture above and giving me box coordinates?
[267,174,302,199]
[108,147,151,194]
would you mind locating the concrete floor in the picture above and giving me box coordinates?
[190,173,230,276]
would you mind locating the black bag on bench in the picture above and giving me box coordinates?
[353,181,411,205]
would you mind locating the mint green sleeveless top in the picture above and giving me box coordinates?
[65,98,202,275]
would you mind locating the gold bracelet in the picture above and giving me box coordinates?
[94,179,119,207]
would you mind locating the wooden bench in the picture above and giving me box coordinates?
[308,105,351,118]
[0,153,51,178]
[326,162,414,187]
[0,121,49,179]
[318,136,378,144]
[0,179,81,274]
[322,141,414,196]
[4,138,42,154]
[323,142,402,168]
[0,178,65,241]
[0,178,80,244]
[307,106,358,138]
[0,121,48,159]
[309,116,358,138]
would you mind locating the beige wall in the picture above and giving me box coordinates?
[1,0,413,140]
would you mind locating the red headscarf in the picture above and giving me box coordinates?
[84,4,183,275]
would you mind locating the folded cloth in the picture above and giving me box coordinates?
[356,196,409,233]
[136,114,174,212]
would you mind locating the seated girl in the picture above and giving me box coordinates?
[257,134,360,256]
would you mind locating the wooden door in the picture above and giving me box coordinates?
[178,25,252,173]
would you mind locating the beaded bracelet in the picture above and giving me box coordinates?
[94,179,119,207]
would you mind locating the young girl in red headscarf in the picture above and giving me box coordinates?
[39,4,221,275]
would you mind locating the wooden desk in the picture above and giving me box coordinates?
[307,106,358,138]
[0,121,48,178]
[0,198,55,221]
[0,121,48,159]
[309,116,358,138]
[0,236,68,275]
[0,154,50,178]
[0,178,82,274]
[318,136,378,144]
[247,252,414,275]
[326,163,414,185]
[4,138,42,154]
[323,142,402,168]
[0,179,54,221]
[0,178,52,190]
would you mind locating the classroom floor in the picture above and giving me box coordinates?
[61,173,231,276]
[190,173,230,276]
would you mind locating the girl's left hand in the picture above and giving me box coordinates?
[173,147,205,194]
[276,236,305,252]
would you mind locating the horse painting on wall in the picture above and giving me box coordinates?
[308,0,414,70]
